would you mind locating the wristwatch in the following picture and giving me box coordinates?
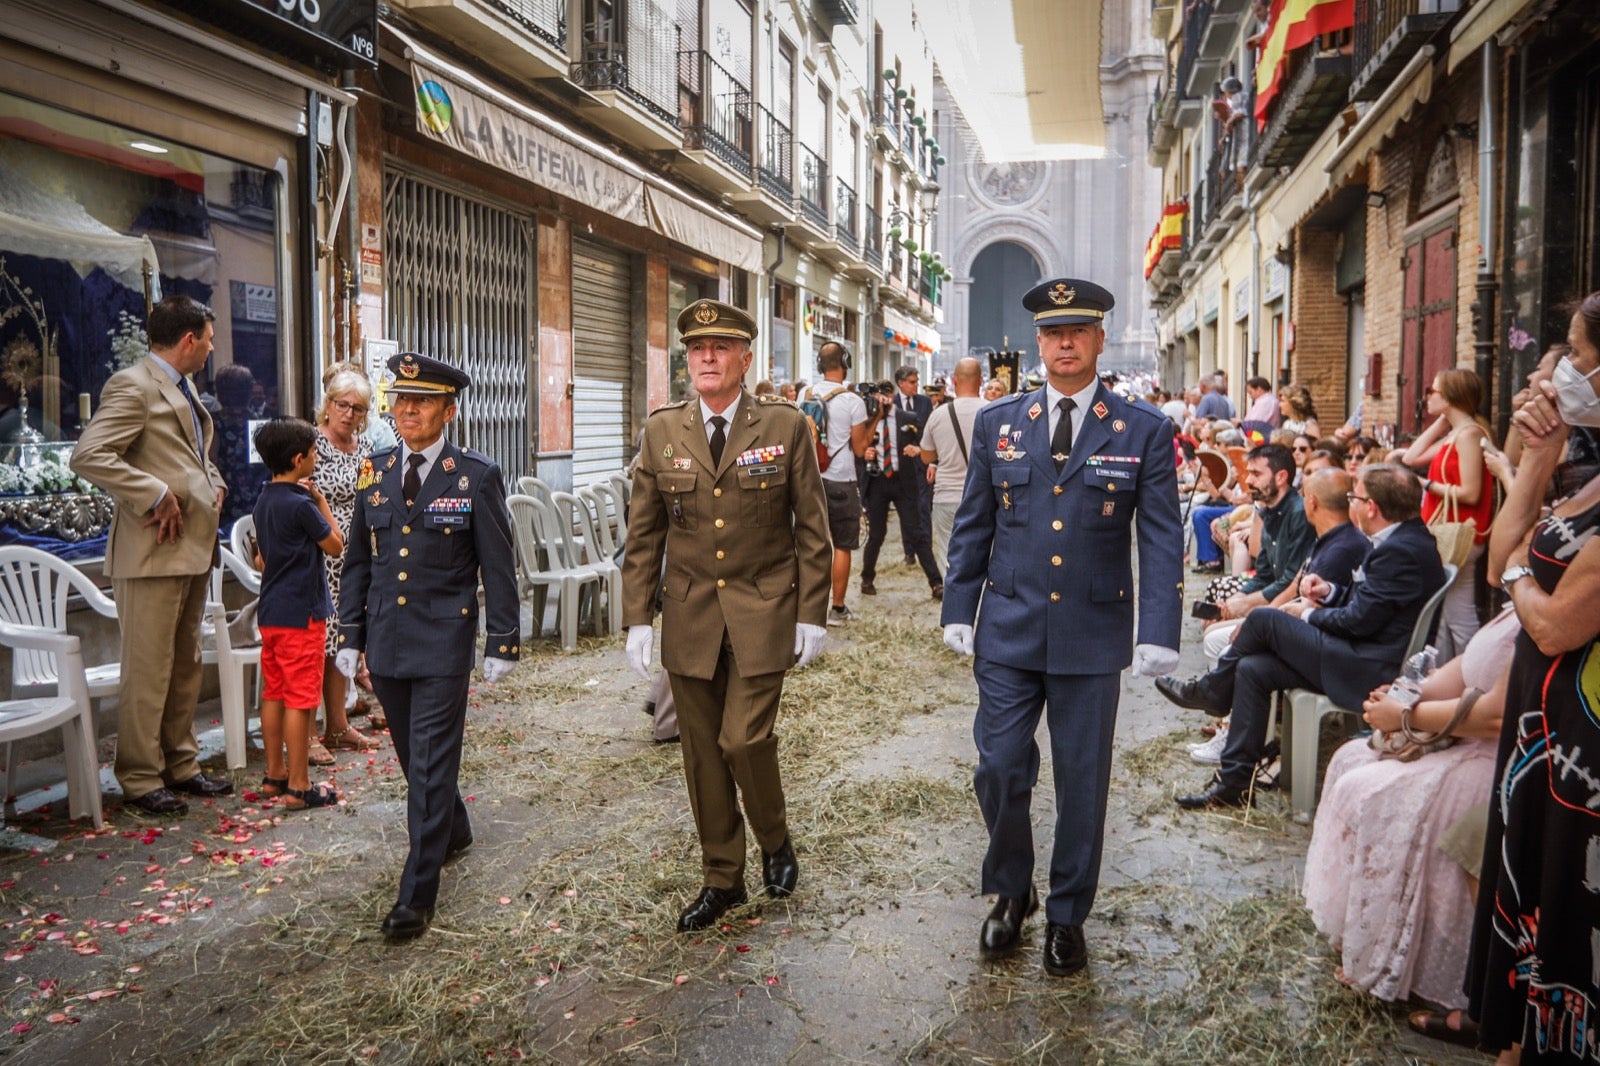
[1501,564,1534,588]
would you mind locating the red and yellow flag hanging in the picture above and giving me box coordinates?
[1253,0,1354,127]
[1144,203,1187,279]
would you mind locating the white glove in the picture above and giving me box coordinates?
[482,657,515,684]
[625,624,655,681]
[943,623,975,656]
[793,623,827,668]
[1131,644,1181,678]
[335,649,360,680]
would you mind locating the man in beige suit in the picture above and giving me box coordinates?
[622,300,832,932]
[71,295,233,815]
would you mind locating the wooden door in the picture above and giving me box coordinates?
[1399,217,1457,433]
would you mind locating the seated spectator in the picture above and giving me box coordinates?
[1203,443,1315,620]
[1189,462,1247,575]
[1303,449,1341,475]
[1303,606,1518,1032]
[1240,375,1279,431]
[1280,385,1322,438]
[1158,464,1449,809]
[1196,373,1234,421]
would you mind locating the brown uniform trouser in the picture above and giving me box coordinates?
[111,572,209,797]
[668,635,788,889]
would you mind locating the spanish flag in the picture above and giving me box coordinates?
[1253,0,1354,127]
[1144,203,1186,278]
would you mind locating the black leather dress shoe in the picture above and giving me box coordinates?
[763,838,799,898]
[127,787,188,816]
[1043,922,1088,976]
[381,904,434,941]
[676,885,748,932]
[445,827,473,862]
[1176,776,1254,810]
[979,885,1039,958]
[861,581,877,596]
[1154,674,1231,717]
[170,772,234,797]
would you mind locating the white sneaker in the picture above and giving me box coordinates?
[827,605,854,627]
[1188,728,1228,765]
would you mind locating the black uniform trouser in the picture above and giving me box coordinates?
[861,469,941,587]
[369,672,473,909]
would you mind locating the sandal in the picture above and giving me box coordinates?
[308,739,336,766]
[259,776,288,798]
[364,706,389,731]
[1407,1009,1480,1048]
[325,726,379,752]
[283,784,339,810]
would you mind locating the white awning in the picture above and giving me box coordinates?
[1326,45,1436,187]
[1447,0,1541,73]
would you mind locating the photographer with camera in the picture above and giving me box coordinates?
[859,369,943,600]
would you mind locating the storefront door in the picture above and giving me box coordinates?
[571,237,635,484]
[1399,216,1457,433]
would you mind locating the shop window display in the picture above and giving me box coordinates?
[0,92,285,543]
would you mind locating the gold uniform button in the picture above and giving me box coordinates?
[1053,486,1063,496]
[1052,555,1062,566]
[499,644,508,653]
[760,481,767,489]
[398,572,408,581]
[400,548,409,557]
[716,550,725,560]
[402,525,411,534]
[511,645,518,653]
[715,518,725,528]
[1052,520,1063,531]
[716,578,726,588]
[1050,592,1061,603]
[714,488,723,497]
[1107,483,1116,493]
[461,608,469,616]
[398,595,407,605]
[444,528,452,535]
[338,635,346,643]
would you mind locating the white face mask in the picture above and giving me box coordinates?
[1553,356,1600,427]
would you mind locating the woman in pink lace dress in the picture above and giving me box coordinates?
[1302,606,1520,1009]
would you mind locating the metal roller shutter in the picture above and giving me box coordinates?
[383,168,535,481]
[571,239,635,484]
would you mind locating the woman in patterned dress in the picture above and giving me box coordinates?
[310,368,381,761]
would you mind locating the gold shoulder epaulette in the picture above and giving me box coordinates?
[650,399,691,415]
[756,394,796,406]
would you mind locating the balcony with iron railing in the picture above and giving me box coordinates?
[755,106,793,201]
[1176,0,1209,100]
[571,14,681,149]
[796,144,830,230]
[1203,88,1256,225]
[873,89,901,150]
[1256,33,1353,168]
[387,0,567,81]
[863,204,883,270]
[678,50,753,179]
[1350,0,1459,101]
[834,180,858,252]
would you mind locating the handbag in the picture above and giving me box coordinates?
[1426,439,1476,568]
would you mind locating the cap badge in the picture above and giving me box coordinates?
[1093,401,1109,420]
[398,356,420,379]
[1049,283,1076,306]
[693,302,719,325]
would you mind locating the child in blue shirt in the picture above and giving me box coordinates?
[251,418,344,810]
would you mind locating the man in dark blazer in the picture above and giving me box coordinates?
[860,366,942,598]
[1157,462,1448,809]
[941,278,1184,978]
[335,352,520,941]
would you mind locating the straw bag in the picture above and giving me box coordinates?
[1426,441,1476,568]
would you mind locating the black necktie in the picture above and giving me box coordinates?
[404,453,425,506]
[1052,398,1076,472]
[709,415,727,468]
[176,376,203,452]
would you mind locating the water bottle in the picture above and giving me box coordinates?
[1388,645,1438,710]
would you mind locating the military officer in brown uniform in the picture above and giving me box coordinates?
[622,300,833,932]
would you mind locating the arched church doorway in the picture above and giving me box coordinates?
[968,241,1044,356]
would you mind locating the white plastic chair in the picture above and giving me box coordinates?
[229,514,259,570]
[554,490,622,637]
[517,475,555,508]
[586,480,627,557]
[1282,563,1457,823]
[0,545,121,703]
[507,494,602,652]
[0,619,104,833]
[204,546,263,769]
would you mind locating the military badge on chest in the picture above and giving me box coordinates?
[356,458,377,490]
[995,423,1025,461]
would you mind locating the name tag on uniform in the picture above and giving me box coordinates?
[743,463,780,476]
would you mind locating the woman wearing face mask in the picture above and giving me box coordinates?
[1465,290,1600,1066]
[1402,367,1496,658]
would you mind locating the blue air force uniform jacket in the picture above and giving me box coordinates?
[336,440,520,677]
[940,383,1183,674]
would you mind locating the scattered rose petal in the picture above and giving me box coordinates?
[736,944,751,953]
[673,974,689,985]
[765,976,780,986]
[499,897,512,906]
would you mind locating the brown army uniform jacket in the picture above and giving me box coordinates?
[623,390,832,679]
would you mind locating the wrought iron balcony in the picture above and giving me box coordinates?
[490,0,564,48]
[1177,0,1210,98]
[796,144,830,230]
[864,204,883,270]
[571,30,678,129]
[1257,50,1352,168]
[1350,0,1458,102]
[678,50,752,176]
[835,180,858,252]
[755,106,793,201]
[815,0,858,26]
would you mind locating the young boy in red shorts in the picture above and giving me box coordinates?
[251,418,345,809]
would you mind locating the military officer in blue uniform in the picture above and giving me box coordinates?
[335,352,520,942]
[941,278,1184,977]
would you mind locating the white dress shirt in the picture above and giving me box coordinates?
[401,435,448,487]
[1045,378,1100,452]
[700,395,743,445]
